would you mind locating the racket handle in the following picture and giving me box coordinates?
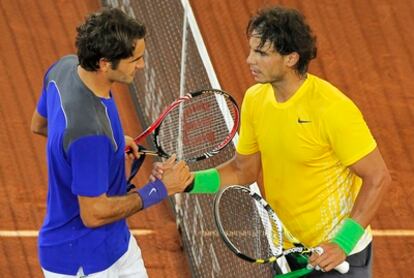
[126,150,157,156]
[125,144,159,157]
[312,261,349,274]
[335,261,350,274]
[314,247,349,274]
[138,150,158,156]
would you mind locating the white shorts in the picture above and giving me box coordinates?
[42,234,148,278]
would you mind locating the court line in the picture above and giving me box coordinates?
[1,229,414,237]
[372,229,414,236]
[0,229,154,237]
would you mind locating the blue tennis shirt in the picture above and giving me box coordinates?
[37,55,131,275]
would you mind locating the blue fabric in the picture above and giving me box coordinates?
[37,57,131,275]
[69,135,111,196]
[37,62,56,118]
[136,179,168,208]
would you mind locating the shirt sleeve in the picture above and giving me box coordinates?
[322,99,377,166]
[67,135,112,196]
[37,85,48,118]
[36,63,57,118]
[236,90,259,155]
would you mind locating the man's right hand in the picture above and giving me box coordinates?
[156,155,194,195]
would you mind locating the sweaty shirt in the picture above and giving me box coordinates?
[236,74,376,253]
[36,55,130,275]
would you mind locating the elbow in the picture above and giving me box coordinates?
[381,168,392,190]
[78,194,110,228]
[80,213,100,228]
[81,217,100,229]
[30,122,39,134]
[31,112,48,136]
[371,167,392,195]
[31,123,46,136]
[31,126,42,135]
[241,176,257,186]
[240,168,260,185]
[80,207,105,228]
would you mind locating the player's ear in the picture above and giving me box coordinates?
[285,52,300,68]
[98,58,111,72]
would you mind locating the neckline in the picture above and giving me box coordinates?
[73,65,112,100]
[270,75,311,109]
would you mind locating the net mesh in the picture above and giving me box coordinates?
[215,187,282,261]
[102,0,275,276]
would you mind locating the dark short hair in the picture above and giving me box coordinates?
[75,8,146,71]
[247,6,317,75]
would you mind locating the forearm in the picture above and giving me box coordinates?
[189,152,260,194]
[331,149,391,254]
[330,175,390,255]
[217,156,258,187]
[80,179,169,227]
[82,192,142,227]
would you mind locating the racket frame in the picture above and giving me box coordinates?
[214,185,285,263]
[127,89,239,162]
[214,185,350,275]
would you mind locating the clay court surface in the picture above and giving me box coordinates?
[0,0,413,277]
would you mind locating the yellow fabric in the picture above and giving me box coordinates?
[236,74,376,248]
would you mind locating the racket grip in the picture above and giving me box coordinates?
[314,247,349,274]
[335,261,350,274]
[138,150,159,156]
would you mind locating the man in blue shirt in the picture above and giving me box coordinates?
[31,8,193,277]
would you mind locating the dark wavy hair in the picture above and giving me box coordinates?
[75,8,146,71]
[247,6,317,75]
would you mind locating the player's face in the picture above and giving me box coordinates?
[246,36,289,84]
[107,39,145,84]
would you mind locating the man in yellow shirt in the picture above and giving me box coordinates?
[153,5,390,277]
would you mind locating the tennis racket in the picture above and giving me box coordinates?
[213,185,350,277]
[125,89,239,163]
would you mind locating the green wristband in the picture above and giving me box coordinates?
[188,168,220,194]
[331,218,365,255]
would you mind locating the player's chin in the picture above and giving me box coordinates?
[254,77,268,84]
[252,74,265,83]
[118,76,135,85]
[255,76,274,84]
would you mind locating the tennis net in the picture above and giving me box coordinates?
[102,0,275,276]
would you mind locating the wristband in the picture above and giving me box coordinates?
[135,179,168,209]
[331,218,365,255]
[187,168,220,194]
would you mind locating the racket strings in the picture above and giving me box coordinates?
[157,92,237,160]
[217,188,282,260]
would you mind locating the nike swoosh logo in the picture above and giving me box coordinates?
[298,118,312,123]
[149,188,157,195]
